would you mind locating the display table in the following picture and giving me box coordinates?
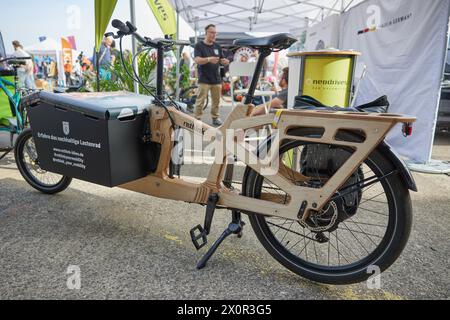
[287,51,360,108]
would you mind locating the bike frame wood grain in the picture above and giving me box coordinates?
[119,104,416,222]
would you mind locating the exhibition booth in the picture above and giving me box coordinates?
[2,0,448,168]
[1,0,449,301]
[23,38,66,89]
[172,0,450,169]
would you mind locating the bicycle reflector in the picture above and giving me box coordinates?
[402,123,413,137]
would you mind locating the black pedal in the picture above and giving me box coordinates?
[196,220,245,270]
[190,225,207,250]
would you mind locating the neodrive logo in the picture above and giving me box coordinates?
[305,78,349,91]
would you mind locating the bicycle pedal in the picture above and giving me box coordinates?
[190,225,208,250]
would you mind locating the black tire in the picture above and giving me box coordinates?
[243,130,412,285]
[14,128,72,194]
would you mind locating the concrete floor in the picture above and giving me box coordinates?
[0,107,449,300]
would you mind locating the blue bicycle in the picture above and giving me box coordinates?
[0,57,31,160]
[0,57,72,193]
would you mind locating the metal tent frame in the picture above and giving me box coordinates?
[170,0,365,34]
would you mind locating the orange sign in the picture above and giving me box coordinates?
[61,38,73,74]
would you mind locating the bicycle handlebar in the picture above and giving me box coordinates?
[110,19,191,49]
[112,19,130,34]
[0,56,32,63]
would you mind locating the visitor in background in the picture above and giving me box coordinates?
[11,40,36,89]
[193,24,229,126]
[110,40,120,82]
[110,40,119,65]
[96,36,113,80]
[180,51,191,69]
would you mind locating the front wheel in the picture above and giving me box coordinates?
[243,131,412,285]
[15,128,72,194]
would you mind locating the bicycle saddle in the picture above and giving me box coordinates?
[233,33,297,50]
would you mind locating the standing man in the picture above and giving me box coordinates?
[95,36,113,80]
[194,24,229,126]
[11,40,36,89]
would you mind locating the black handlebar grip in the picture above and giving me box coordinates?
[112,19,130,34]
[126,21,138,33]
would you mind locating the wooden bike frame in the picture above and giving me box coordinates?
[119,103,416,222]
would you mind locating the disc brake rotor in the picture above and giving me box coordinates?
[299,201,339,233]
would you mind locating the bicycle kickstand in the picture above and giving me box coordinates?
[196,209,245,270]
[189,193,245,269]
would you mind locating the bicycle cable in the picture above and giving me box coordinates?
[131,46,182,113]
[118,36,177,129]
[130,44,184,122]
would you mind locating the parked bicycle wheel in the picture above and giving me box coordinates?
[15,128,72,194]
[243,129,412,285]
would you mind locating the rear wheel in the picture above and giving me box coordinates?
[243,130,412,284]
[14,128,72,194]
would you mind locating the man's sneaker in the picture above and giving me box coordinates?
[212,118,223,127]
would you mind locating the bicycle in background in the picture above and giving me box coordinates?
[0,57,35,160]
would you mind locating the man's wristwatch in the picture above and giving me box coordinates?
[207,57,210,63]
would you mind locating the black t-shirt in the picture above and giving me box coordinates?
[194,41,224,85]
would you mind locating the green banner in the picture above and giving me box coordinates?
[146,0,177,37]
[95,0,118,50]
[0,76,14,126]
[302,56,354,107]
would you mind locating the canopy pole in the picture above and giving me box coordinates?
[130,0,139,93]
[194,18,198,44]
[175,9,181,100]
[96,50,100,92]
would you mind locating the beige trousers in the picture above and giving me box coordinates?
[194,83,222,120]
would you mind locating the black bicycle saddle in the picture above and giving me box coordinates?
[234,33,297,50]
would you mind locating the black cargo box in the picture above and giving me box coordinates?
[28,91,157,187]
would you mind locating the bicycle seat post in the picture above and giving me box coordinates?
[223,48,272,188]
[13,66,19,92]
[244,48,271,105]
[155,44,165,105]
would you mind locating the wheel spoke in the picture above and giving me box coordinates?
[339,223,370,254]
[335,230,361,260]
[280,221,295,244]
[358,206,388,217]
[253,138,395,272]
[343,221,378,247]
[266,221,316,241]
[337,226,383,240]
[359,192,387,206]
[327,232,331,266]
[347,220,387,228]
[20,134,64,188]
[313,240,319,264]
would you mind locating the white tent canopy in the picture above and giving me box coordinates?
[24,38,66,86]
[24,38,61,55]
[170,0,365,33]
